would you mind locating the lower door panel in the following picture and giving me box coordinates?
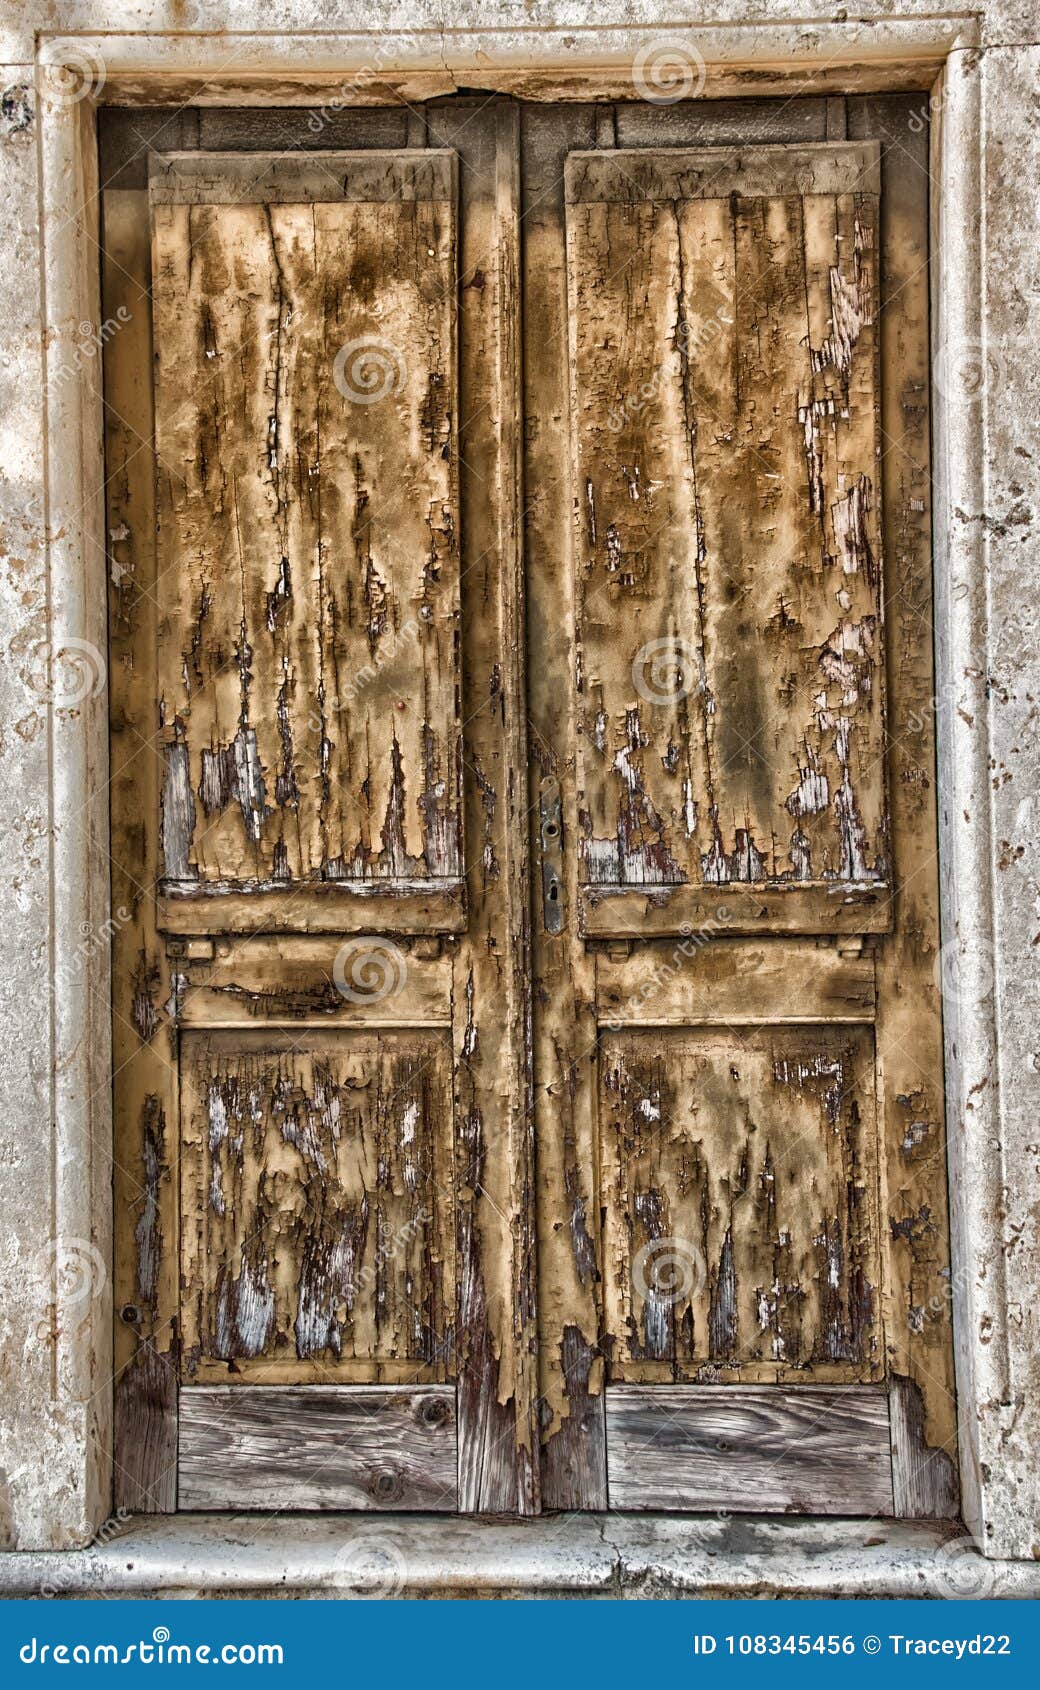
[179,1386,458,1511]
[598,1024,883,1385]
[606,1385,893,1515]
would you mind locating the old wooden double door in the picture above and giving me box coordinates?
[103,93,957,1519]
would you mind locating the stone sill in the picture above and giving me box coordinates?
[3,1515,1040,1600]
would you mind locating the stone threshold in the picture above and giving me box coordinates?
[3,1515,1040,1599]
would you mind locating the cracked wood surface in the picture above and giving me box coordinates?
[527,98,952,1514]
[150,151,463,924]
[105,188,179,1512]
[428,100,539,1514]
[599,1026,883,1381]
[606,1384,894,1514]
[180,1030,454,1381]
[106,109,537,1514]
[179,1385,458,1511]
[523,101,607,1507]
[105,95,953,1521]
[849,95,957,1514]
[566,143,889,934]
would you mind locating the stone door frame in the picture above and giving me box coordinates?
[4,10,1029,1572]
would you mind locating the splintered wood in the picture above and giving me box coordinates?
[149,154,462,916]
[566,146,887,931]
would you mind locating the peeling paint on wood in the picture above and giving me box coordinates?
[849,93,957,1504]
[105,187,180,1512]
[523,101,607,1507]
[599,1026,883,1380]
[104,100,954,1523]
[565,144,888,927]
[150,151,463,916]
[180,1031,454,1380]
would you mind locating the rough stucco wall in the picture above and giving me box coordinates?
[0,0,1038,1564]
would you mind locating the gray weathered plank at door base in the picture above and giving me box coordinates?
[178,1386,458,1512]
[606,1386,893,1515]
[889,1375,960,1518]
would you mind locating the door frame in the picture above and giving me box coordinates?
[26,14,1009,1553]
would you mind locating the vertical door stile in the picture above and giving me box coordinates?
[849,94,958,1517]
[105,184,180,1513]
[429,99,540,1516]
[524,102,609,1510]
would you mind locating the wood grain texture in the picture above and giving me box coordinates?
[177,939,452,1029]
[848,96,958,1503]
[179,1030,455,1381]
[428,101,540,1515]
[178,1385,458,1510]
[597,938,876,1027]
[104,187,179,1512]
[566,142,880,201]
[149,151,463,921]
[522,103,607,1509]
[612,99,833,149]
[599,1026,883,1382]
[566,143,888,933]
[889,1375,958,1519]
[606,1384,893,1514]
[101,100,955,1522]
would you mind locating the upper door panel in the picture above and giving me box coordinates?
[565,142,888,936]
[149,151,463,934]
